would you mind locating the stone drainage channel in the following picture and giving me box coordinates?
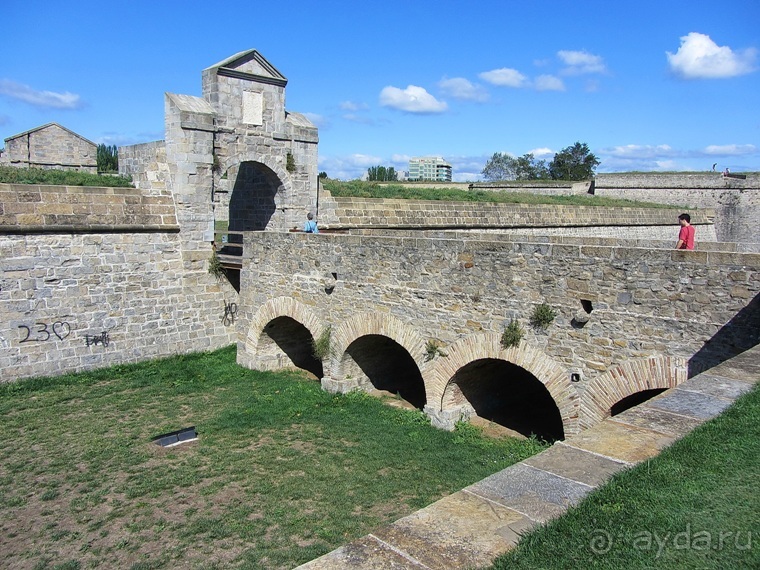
[296,345,760,569]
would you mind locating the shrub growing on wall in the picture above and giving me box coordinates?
[501,319,524,348]
[530,303,557,330]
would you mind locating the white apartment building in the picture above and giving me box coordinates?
[408,156,452,182]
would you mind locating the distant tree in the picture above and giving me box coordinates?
[318,171,328,179]
[482,152,518,181]
[482,152,550,181]
[548,142,600,180]
[367,165,398,181]
[97,144,118,172]
[514,153,550,180]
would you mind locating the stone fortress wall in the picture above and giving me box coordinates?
[0,183,238,382]
[1,49,758,423]
[317,194,718,242]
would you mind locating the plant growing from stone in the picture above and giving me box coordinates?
[286,152,296,173]
[501,319,524,348]
[425,340,446,361]
[312,326,332,360]
[530,303,557,330]
[208,249,225,280]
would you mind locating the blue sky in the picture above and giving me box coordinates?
[2,0,758,181]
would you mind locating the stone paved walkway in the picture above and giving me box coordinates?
[295,345,759,569]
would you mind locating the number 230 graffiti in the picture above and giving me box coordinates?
[18,321,71,343]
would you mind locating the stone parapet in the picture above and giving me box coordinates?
[596,172,760,189]
[319,195,712,231]
[0,183,178,233]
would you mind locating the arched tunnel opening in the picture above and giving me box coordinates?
[259,316,323,379]
[228,161,280,232]
[452,358,564,442]
[610,388,668,417]
[343,335,426,409]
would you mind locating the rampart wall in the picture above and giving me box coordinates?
[317,195,717,241]
[0,183,238,383]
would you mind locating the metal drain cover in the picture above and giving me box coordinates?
[152,426,197,447]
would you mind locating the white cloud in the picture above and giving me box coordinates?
[96,131,164,147]
[437,77,489,102]
[667,32,757,79]
[478,68,528,88]
[0,79,84,109]
[0,114,10,126]
[602,144,680,159]
[702,144,757,156]
[342,113,375,125]
[528,147,554,159]
[303,112,330,129]
[558,50,607,75]
[339,101,369,112]
[534,75,566,91]
[379,85,448,113]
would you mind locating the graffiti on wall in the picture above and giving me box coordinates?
[18,320,71,343]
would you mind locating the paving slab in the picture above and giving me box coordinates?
[702,363,760,384]
[294,534,427,570]
[466,463,592,523]
[562,419,675,464]
[678,373,755,400]
[646,387,733,420]
[372,490,532,570]
[611,405,703,438]
[523,442,629,487]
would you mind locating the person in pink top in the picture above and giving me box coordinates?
[676,213,695,250]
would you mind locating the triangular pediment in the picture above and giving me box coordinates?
[5,123,95,146]
[205,49,287,87]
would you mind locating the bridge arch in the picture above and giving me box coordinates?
[580,356,687,430]
[242,296,326,378]
[328,313,429,408]
[427,333,579,438]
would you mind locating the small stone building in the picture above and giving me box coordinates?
[2,123,97,172]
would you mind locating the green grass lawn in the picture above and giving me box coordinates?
[0,165,134,187]
[321,179,683,209]
[0,346,546,570]
[490,383,760,570]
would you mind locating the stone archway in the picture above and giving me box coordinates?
[326,313,429,408]
[240,297,326,378]
[226,160,287,232]
[579,355,687,431]
[426,333,579,437]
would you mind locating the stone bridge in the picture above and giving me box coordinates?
[236,229,759,440]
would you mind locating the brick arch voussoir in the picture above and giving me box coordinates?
[580,356,688,431]
[429,332,580,436]
[244,296,324,357]
[329,312,428,380]
[222,154,292,192]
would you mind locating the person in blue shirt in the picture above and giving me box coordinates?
[303,212,319,233]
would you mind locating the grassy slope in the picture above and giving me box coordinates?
[0,165,133,187]
[322,179,683,209]
[0,346,546,570]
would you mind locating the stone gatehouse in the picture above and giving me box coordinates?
[119,49,319,248]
